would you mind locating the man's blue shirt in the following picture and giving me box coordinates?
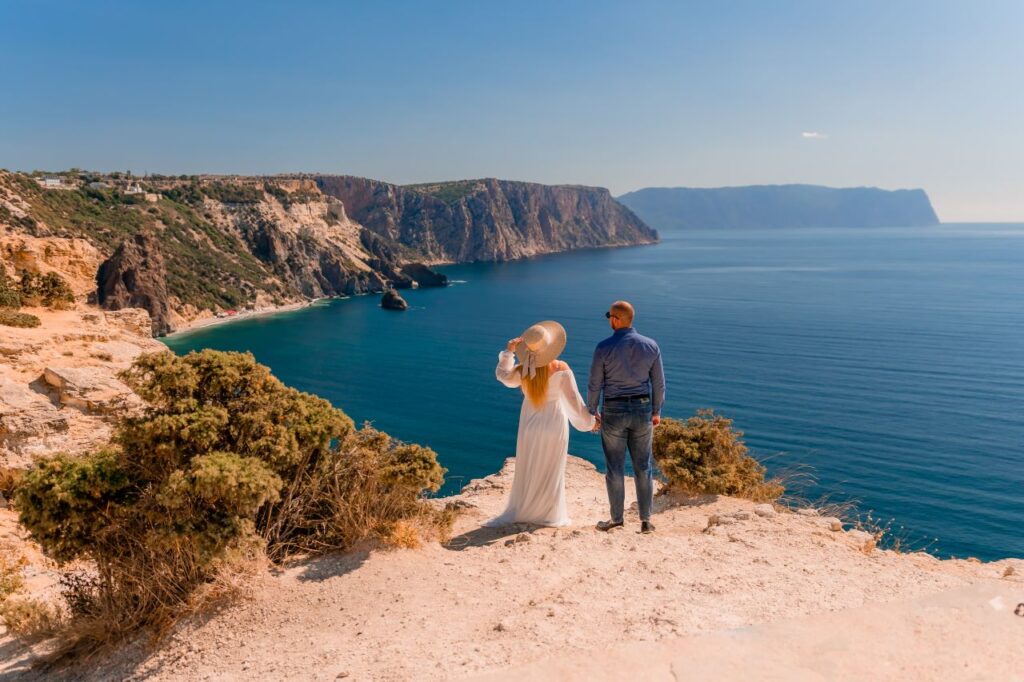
[587,327,665,416]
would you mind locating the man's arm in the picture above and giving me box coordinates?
[587,345,605,415]
[650,346,666,420]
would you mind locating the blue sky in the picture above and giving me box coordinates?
[2,1,1021,220]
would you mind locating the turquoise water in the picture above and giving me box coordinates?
[164,225,1024,561]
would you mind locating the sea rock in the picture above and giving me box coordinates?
[824,517,844,532]
[797,508,819,517]
[381,289,408,311]
[754,504,776,517]
[400,262,448,287]
[42,365,140,414]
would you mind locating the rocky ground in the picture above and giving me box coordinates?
[3,457,1020,681]
[0,306,166,468]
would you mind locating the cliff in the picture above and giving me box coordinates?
[3,456,1019,679]
[617,184,941,230]
[0,172,656,335]
[317,176,659,263]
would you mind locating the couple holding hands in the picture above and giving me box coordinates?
[487,300,665,534]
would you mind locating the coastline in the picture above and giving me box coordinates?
[162,299,324,339]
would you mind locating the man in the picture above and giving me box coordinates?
[587,300,665,534]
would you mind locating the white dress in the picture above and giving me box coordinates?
[485,350,597,527]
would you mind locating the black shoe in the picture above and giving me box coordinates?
[596,520,624,532]
[641,521,656,534]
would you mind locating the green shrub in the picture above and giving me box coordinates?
[652,410,784,501]
[16,270,75,309]
[0,310,41,327]
[0,265,20,309]
[15,350,448,652]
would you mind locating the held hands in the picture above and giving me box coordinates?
[591,414,602,433]
[652,415,661,427]
[506,337,523,353]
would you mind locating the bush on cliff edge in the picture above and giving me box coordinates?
[15,350,449,653]
[653,410,784,502]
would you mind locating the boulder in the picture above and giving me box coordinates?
[400,263,448,287]
[381,289,408,311]
[42,365,140,414]
[753,504,776,517]
[0,377,69,467]
[103,309,156,338]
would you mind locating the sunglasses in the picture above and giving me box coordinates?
[605,311,620,320]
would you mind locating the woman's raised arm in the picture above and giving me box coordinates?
[496,350,522,388]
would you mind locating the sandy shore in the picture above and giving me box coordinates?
[3,456,1020,680]
[163,300,324,338]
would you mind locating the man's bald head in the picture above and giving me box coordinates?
[610,300,634,328]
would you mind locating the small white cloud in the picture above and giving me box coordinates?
[801,131,827,139]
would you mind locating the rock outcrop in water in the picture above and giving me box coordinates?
[380,289,408,311]
[400,262,448,287]
[316,176,659,263]
[617,184,940,230]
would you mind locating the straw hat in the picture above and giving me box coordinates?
[515,320,567,378]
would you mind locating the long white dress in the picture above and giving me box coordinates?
[485,350,597,527]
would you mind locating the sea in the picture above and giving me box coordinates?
[164,224,1024,562]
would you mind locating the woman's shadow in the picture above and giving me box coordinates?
[443,522,540,551]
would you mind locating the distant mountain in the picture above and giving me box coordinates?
[617,185,940,230]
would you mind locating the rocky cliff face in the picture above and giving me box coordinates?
[96,232,174,335]
[1,171,657,336]
[316,176,659,263]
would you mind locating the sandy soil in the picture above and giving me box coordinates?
[163,300,319,338]
[1,457,1021,681]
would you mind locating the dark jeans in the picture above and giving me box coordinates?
[601,398,654,522]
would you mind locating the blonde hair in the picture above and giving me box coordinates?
[518,363,550,408]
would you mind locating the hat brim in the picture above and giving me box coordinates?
[514,320,567,369]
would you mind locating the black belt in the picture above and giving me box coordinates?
[605,394,650,402]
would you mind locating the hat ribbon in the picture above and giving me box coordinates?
[524,349,538,379]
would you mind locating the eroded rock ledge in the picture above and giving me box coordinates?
[0,307,165,468]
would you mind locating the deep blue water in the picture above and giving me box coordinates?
[164,225,1024,561]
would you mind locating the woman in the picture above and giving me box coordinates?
[485,320,597,527]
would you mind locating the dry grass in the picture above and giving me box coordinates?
[0,598,63,641]
[0,541,27,601]
[385,520,422,549]
[0,466,22,499]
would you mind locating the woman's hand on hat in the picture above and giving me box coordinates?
[506,337,522,353]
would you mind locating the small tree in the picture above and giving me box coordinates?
[652,410,783,501]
